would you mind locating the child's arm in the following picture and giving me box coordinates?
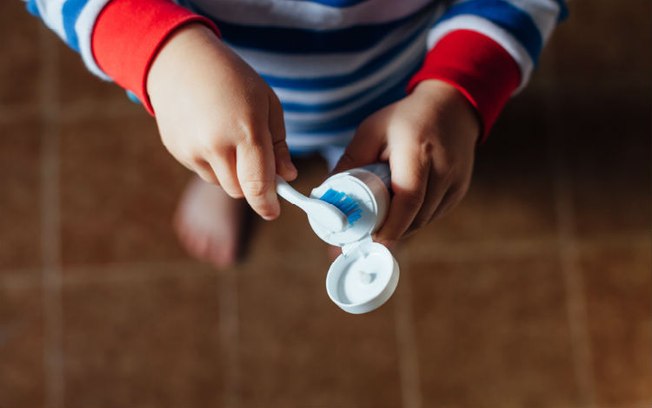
[146,24,297,220]
[333,79,480,247]
[334,0,568,246]
[25,0,296,220]
[95,0,296,220]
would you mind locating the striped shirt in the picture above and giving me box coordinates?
[24,0,567,147]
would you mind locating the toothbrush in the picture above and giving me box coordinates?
[276,176,349,232]
[318,188,363,225]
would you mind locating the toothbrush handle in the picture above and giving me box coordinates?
[276,175,348,232]
[275,175,304,207]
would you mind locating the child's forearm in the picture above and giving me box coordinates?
[407,0,567,140]
[408,30,520,141]
[91,0,219,113]
[143,19,297,220]
[24,0,219,113]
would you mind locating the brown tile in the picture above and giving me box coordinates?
[579,240,652,407]
[237,205,402,408]
[560,96,651,238]
[0,120,42,270]
[0,279,46,408]
[549,0,651,94]
[57,41,137,111]
[59,115,191,266]
[408,251,583,408]
[62,265,223,408]
[423,95,557,245]
[0,2,40,106]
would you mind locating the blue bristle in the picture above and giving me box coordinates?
[319,188,362,225]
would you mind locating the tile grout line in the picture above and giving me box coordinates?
[0,104,38,123]
[394,251,422,408]
[406,237,558,262]
[0,269,43,288]
[60,260,219,285]
[219,267,241,408]
[27,232,647,286]
[552,153,597,408]
[544,63,597,407]
[39,27,65,408]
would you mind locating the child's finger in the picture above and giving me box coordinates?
[236,136,280,220]
[429,183,466,222]
[192,159,219,184]
[406,166,448,233]
[268,92,297,181]
[207,150,244,199]
[375,146,428,244]
[273,139,296,180]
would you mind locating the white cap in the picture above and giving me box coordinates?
[326,239,399,314]
[308,168,399,314]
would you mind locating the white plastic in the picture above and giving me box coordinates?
[308,167,400,314]
[308,168,389,246]
[276,175,347,232]
[326,238,399,314]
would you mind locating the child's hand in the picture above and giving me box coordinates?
[146,24,297,220]
[333,80,480,246]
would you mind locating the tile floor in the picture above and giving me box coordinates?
[1,1,651,407]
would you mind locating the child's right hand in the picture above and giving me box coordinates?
[146,24,297,220]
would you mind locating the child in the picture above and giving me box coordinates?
[26,0,566,267]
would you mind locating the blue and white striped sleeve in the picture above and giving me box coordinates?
[23,0,112,79]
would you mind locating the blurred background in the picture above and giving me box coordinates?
[1,0,650,407]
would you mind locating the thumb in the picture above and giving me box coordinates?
[332,117,385,174]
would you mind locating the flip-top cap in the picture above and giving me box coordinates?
[326,240,399,314]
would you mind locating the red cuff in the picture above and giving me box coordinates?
[407,30,521,142]
[91,0,220,114]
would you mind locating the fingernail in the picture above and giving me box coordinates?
[262,189,280,220]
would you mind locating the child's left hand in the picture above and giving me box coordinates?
[332,80,480,247]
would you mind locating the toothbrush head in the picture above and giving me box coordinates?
[319,189,363,225]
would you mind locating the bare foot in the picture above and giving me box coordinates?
[174,176,246,268]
